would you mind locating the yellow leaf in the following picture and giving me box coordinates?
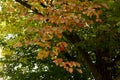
[76,68,83,74]
[36,50,49,60]
[71,61,77,67]
[76,62,80,67]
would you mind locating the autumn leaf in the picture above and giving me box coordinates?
[53,58,63,65]
[76,68,83,74]
[36,50,49,60]
[56,42,67,51]
[37,42,51,48]
[13,42,22,48]
[70,61,77,67]
[68,68,73,73]
[76,62,80,67]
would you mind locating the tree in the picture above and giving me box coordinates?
[0,0,120,80]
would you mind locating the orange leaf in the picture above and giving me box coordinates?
[68,68,73,73]
[53,58,63,64]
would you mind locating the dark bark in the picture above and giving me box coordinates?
[78,48,102,80]
[95,49,112,80]
[63,32,102,80]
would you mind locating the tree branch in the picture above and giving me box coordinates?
[15,0,44,16]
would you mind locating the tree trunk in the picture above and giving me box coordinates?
[78,48,102,80]
[95,48,112,80]
[63,32,103,80]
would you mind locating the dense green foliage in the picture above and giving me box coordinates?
[0,44,92,80]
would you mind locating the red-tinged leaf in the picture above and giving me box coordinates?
[60,45,65,51]
[56,42,67,51]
